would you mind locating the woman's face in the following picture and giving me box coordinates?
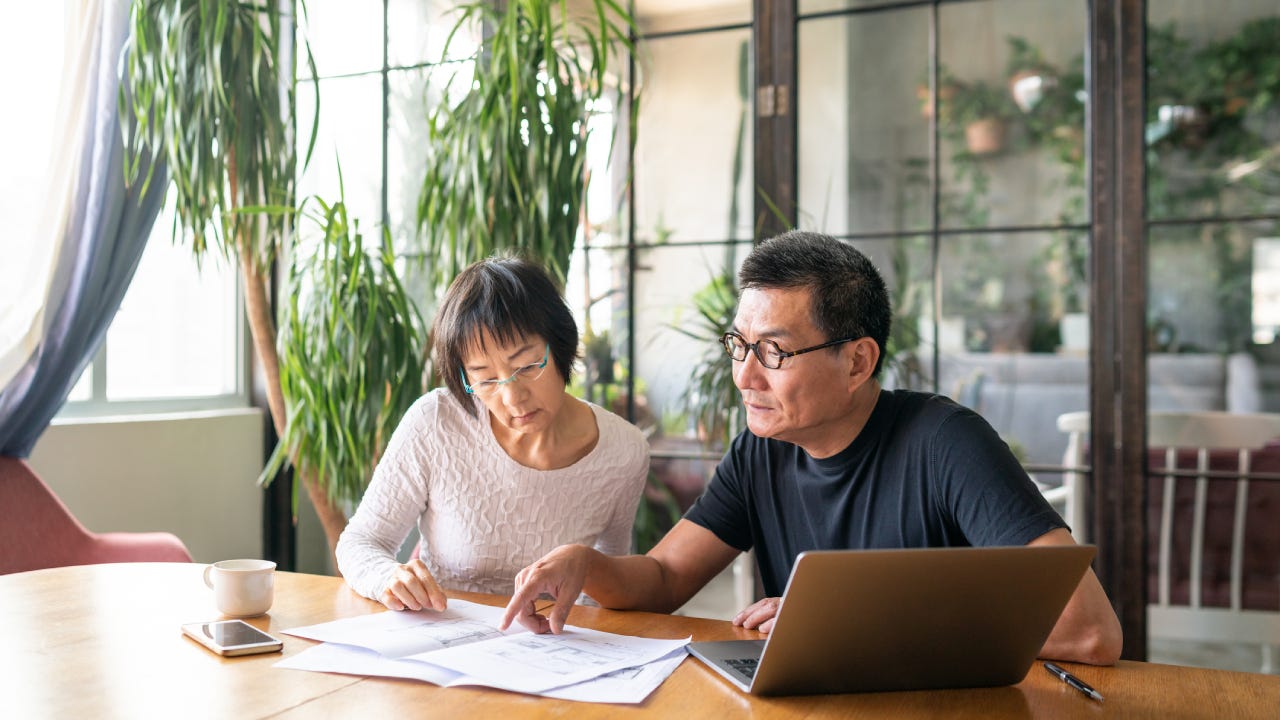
[460,332,566,435]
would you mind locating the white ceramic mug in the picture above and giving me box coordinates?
[203,559,276,617]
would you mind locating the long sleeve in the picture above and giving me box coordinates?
[338,391,650,598]
[336,396,437,601]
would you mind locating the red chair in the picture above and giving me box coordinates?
[0,455,192,574]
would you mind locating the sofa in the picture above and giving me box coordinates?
[931,352,1262,467]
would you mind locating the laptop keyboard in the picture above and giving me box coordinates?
[725,657,759,680]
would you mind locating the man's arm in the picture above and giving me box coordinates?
[501,520,740,633]
[1031,528,1124,665]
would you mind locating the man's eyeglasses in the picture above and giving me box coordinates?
[461,345,550,396]
[720,331,858,370]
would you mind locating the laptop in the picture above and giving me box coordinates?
[686,544,1096,696]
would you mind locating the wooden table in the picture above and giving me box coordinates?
[2,563,1278,719]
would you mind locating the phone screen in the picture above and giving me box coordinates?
[197,620,277,647]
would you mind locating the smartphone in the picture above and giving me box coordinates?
[181,619,284,657]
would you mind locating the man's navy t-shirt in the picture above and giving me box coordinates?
[684,389,1066,597]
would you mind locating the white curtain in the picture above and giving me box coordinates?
[0,1,100,389]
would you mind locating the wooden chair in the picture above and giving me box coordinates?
[0,455,192,574]
[1057,411,1280,673]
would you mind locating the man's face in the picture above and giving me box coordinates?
[730,286,858,451]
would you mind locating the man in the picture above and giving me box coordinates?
[502,230,1123,665]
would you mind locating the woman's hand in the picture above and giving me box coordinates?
[379,558,448,612]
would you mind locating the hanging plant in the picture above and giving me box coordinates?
[1005,36,1059,113]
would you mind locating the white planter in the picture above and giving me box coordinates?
[920,316,965,353]
[1060,313,1089,352]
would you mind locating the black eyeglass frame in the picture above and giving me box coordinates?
[720,331,860,370]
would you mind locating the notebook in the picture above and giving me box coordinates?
[686,544,1096,696]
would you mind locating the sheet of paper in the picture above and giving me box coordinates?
[413,626,688,693]
[283,599,516,657]
[274,642,689,704]
[280,599,690,698]
[537,648,688,704]
[275,642,462,686]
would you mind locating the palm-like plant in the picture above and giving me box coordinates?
[263,195,428,519]
[118,1,354,554]
[416,0,634,293]
[672,273,743,450]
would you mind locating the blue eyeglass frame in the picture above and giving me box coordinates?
[460,344,550,395]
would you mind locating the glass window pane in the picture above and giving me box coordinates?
[634,28,753,243]
[800,1,916,15]
[1149,222,1272,357]
[106,202,238,400]
[636,1,751,36]
[1146,5,1280,221]
[388,0,477,68]
[635,242,747,449]
[299,0,384,78]
[387,67,438,258]
[296,75,384,239]
[931,231,1089,468]
[938,0,1088,229]
[799,7,931,236]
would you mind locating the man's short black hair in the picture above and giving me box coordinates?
[738,230,892,378]
[433,256,579,416]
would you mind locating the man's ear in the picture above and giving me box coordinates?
[847,338,880,387]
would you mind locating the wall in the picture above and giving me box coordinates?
[27,409,267,565]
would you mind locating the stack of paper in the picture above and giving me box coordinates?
[274,599,690,704]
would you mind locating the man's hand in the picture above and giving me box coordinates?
[379,558,447,612]
[732,596,782,633]
[501,544,594,634]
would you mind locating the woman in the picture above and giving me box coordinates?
[336,256,649,611]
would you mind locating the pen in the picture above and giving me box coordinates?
[1043,661,1104,702]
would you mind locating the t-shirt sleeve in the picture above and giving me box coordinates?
[683,434,755,552]
[930,409,1067,547]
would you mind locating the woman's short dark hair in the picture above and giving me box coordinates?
[738,230,892,378]
[433,256,579,416]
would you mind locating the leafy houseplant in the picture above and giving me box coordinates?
[1005,36,1058,113]
[947,80,1019,156]
[415,0,635,294]
[672,273,743,450]
[263,195,429,521]
[120,0,357,555]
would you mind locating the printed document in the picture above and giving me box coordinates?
[276,599,689,701]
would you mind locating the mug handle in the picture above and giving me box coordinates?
[203,564,215,589]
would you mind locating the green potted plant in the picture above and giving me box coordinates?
[671,272,744,450]
[415,0,636,295]
[119,0,358,555]
[1005,36,1058,113]
[916,66,960,121]
[948,80,1019,156]
[262,192,429,535]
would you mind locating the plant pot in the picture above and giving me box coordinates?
[917,83,957,120]
[985,312,1032,353]
[964,117,1006,155]
[1008,71,1057,113]
[1154,104,1210,149]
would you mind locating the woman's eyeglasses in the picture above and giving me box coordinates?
[461,345,550,396]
